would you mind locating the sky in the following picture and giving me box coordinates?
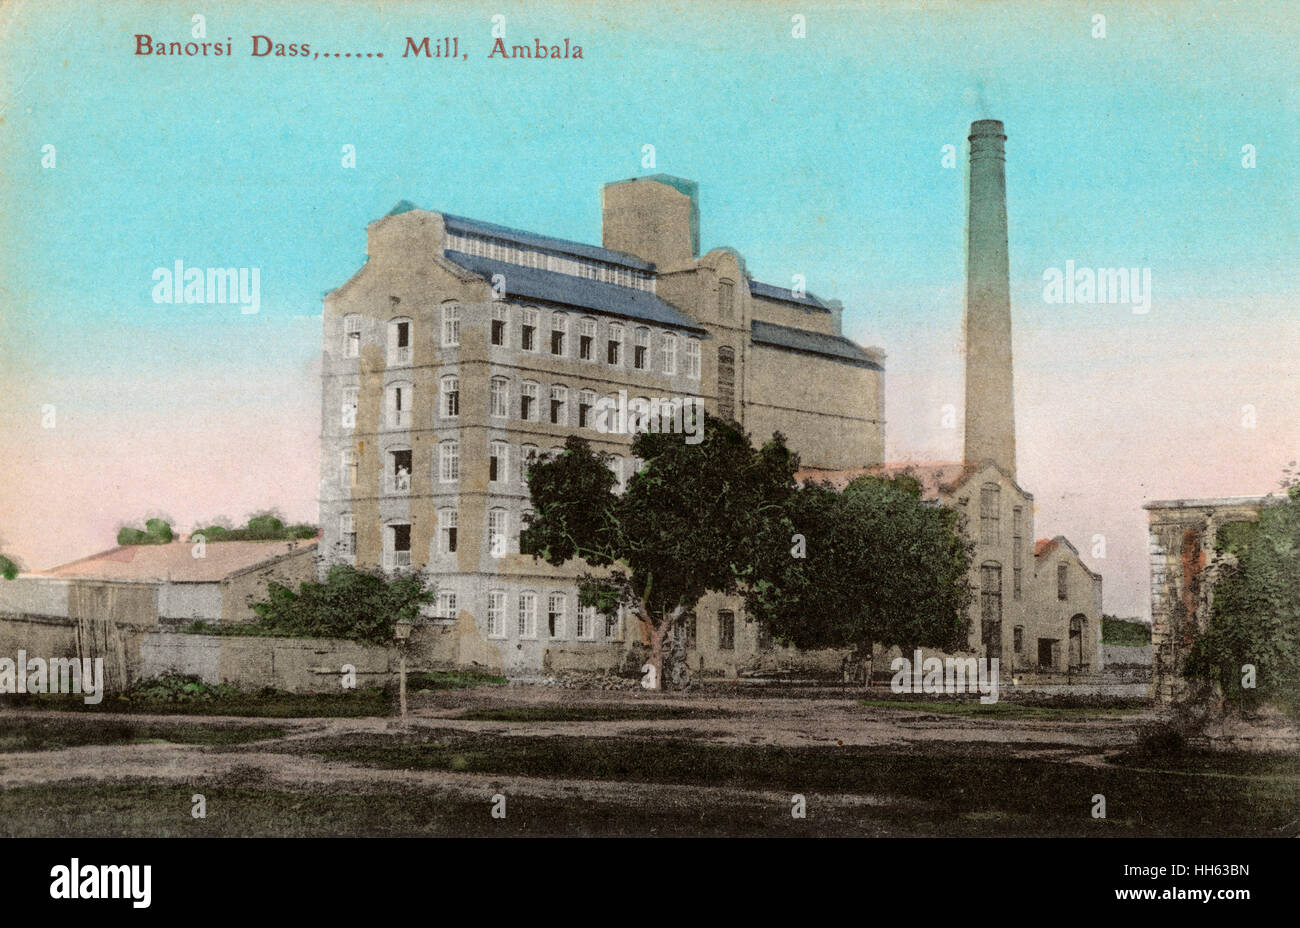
[0,0,1296,619]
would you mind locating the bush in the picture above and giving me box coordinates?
[192,513,317,543]
[250,564,435,644]
[117,518,173,546]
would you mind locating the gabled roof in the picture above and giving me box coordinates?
[38,539,317,584]
[443,251,706,332]
[750,320,882,370]
[748,279,829,311]
[1035,535,1102,580]
[441,212,655,271]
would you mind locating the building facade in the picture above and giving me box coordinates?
[318,175,885,676]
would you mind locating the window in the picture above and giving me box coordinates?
[386,523,411,570]
[520,381,539,421]
[439,440,459,483]
[551,312,567,356]
[549,385,567,425]
[981,563,1002,624]
[438,591,458,621]
[607,323,623,365]
[340,450,358,489]
[519,509,534,554]
[684,612,697,649]
[441,374,459,419]
[579,317,596,360]
[685,338,701,379]
[489,441,509,483]
[717,347,736,420]
[578,389,595,428]
[490,376,509,418]
[487,591,505,638]
[441,304,460,347]
[341,386,358,429]
[343,314,361,358]
[718,279,735,319]
[387,448,412,494]
[389,318,412,365]
[520,444,539,486]
[386,382,411,428]
[661,333,677,374]
[1012,505,1023,600]
[488,508,508,558]
[518,592,537,638]
[718,610,735,650]
[547,593,566,638]
[1058,563,1068,601]
[339,512,355,556]
[979,483,1000,544]
[576,605,596,640]
[438,508,458,554]
[521,308,538,351]
[634,327,649,370]
[1014,626,1024,653]
[604,608,622,639]
[491,304,508,346]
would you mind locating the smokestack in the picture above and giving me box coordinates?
[964,119,1016,477]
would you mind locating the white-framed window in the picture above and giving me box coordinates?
[441,303,460,347]
[685,338,701,378]
[549,385,568,425]
[438,508,458,554]
[490,376,509,418]
[340,449,358,489]
[607,323,623,366]
[439,439,459,483]
[518,592,537,638]
[341,386,358,429]
[343,314,362,358]
[488,508,508,558]
[520,381,539,421]
[437,590,458,621]
[339,512,355,556]
[386,448,412,494]
[386,382,412,428]
[489,440,509,483]
[661,332,677,374]
[388,318,412,365]
[576,604,597,640]
[634,327,650,370]
[550,312,568,356]
[521,308,538,351]
[491,304,509,346]
[547,592,566,639]
[520,444,539,486]
[384,522,412,570]
[441,374,459,419]
[579,317,597,360]
[577,389,596,428]
[487,590,505,638]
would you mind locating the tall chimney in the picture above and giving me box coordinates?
[964,119,1016,477]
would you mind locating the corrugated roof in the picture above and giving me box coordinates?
[443,251,706,331]
[748,280,829,310]
[442,213,655,271]
[751,320,882,369]
[39,540,317,584]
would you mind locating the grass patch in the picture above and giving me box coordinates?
[0,716,285,751]
[857,699,1143,720]
[407,670,507,690]
[454,705,726,722]
[1103,616,1151,647]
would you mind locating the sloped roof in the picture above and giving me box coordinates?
[441,213,655,271]
[39,539,317,584]
[1034,538,1060,560]
[748,279,829,311]
[750,320,882,370]
[443,251,706,332]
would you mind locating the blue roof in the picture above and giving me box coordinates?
[443,251,706,332]
[750,320,881,369]
[442,213,655,272]
[748,280,829,311]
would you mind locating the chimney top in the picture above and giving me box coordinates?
[969,119,1006,139]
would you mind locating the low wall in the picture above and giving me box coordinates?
[1103,644,1152,667]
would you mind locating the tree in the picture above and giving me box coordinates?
[250,564,435,645]
[745,474,973,669]
[0,553,19,580]
[192,510,317,542]
[521,416,798,689]
[1185,481,1300,717]
[117,517,174,546]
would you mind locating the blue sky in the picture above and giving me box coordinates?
[1,0,1297,617]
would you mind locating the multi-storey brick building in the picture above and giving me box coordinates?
[319,175,885,676]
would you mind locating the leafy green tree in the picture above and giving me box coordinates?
[192,510,317,542]
[745,474,973,667]
[0,553,19,580]
[1185,482,1300,717]
[521,417,798,689]
[117,517,174,546]
[250,564,435,645]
